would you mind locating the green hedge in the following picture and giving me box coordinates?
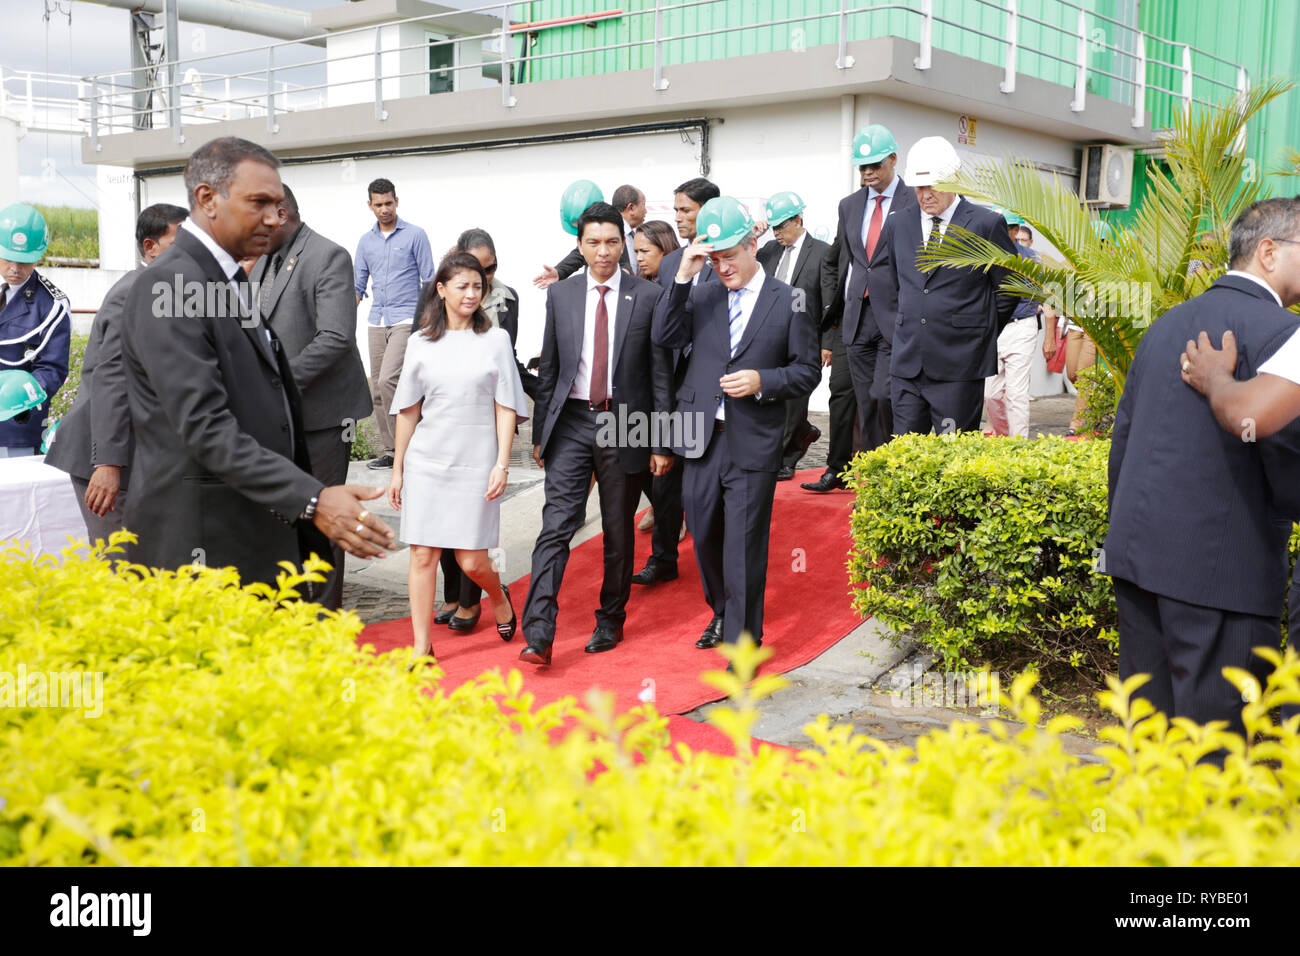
[846,433,1117,686]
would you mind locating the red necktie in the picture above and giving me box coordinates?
[590,284,610,404]
[863,195,885,298]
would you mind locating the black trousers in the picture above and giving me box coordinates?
[684,424,779,645]
[779,395,815,469]
[304,426,351,611]
[1114,576,1278,739]
[521,401,646,648]
[440,550,482,608]
[645,457,684,572]
[891,371,984,435]
[825,329,858,476]
[845,303,893,450]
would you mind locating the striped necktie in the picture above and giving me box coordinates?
[728,288,746,358]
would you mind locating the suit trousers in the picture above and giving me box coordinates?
[1114,576,1277,740]
[69,475,127,544]
[845,303,893,450]
[646,457,684,572]
[521,401,646,647]
[826,329,858,476]
[779,395,815,468]
[684,426,779,645]
[984,316,1038,438]
[303,425,352,610]
[367,323,412,455]
[892,371,985,435]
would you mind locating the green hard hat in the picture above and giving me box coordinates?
[40,417,59,454]
[996,207,1025,226]
[560,180,605,236]
[765,191,806,227]
[851,125,899,166]
[0,203,50,263]
[0,369,47,422]
[696,196,756,251]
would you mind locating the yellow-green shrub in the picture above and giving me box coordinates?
[846,433,1116,685]
[5,534,1300,865]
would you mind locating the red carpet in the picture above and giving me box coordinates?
[359,468,861,738]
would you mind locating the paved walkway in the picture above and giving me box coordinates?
[343,394,1097,753]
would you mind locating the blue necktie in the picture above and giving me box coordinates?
[728,289,745,358]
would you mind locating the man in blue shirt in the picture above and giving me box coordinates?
[354,178,434,469]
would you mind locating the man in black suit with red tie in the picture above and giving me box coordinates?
[652,196,821,651]
[817,125,918,481]
[519,203,674,666]
[881,136,1018,434]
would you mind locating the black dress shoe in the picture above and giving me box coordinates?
[695,614,724,649]
[777,465,795,481]
[519,641,552,665]
[584,626,623,654]
[447,604,481,631]
[800,469,846,493]
[785,423,821,462]
[434,604,458,626]
[366,454,394,470]
[632,562,678,586]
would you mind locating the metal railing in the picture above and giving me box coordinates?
[76,0,1248,151]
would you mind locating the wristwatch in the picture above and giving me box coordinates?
[299,494,319,521]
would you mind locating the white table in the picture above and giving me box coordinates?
[0,455,89,557]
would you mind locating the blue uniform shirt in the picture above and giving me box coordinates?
[0,270,70,449]
[1011,243,1042,322]
[353,217,435,326]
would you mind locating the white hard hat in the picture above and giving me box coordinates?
[904,136,962,187]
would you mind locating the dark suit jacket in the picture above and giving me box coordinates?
[530,271,672,472]
[885,195,1018,382]
[821,178,919,345]
[758,234,830,342]
[46,267,137,481]
[1105,275,1300,617]
[119,227,329,586]
[652,272,820,471]
[251,222,372,434]
[554,241,633,280]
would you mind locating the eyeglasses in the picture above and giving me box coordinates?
[1273,238,1300,247]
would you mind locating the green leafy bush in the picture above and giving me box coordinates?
[846,433,1116,686]
[1074,363,1117,438]
[349,415,381,461]
[6,536,1300,865]
[47,332,87,424]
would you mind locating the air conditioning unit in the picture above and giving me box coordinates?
[1079,144,1134,207]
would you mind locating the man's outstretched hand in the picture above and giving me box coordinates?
[312,484,397,559]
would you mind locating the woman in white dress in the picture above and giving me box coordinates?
[387,252,530,661]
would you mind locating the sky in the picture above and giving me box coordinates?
[4,0,483,209]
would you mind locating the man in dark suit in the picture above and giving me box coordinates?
[119,136,395,588]
[630,177,725,588]
[534,181,637,288]
[250,184,373,609]
[882,136,1018,434]
[1166,198,1300,732]
[818,125,919,472]
[519,202,673,666]
[47,203,188,541]
[653,196,821,650]
[756,190,830,479]
[1110,197,1300,739]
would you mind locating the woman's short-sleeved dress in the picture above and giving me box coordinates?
[390,326,530,549]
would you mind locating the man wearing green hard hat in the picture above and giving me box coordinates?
[0,202,71,457]
[653,195,820,654]
[533,180,634,288]
[757,190,830,480]
[816,123,918,490]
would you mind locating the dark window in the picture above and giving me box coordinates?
[429,37,454,94]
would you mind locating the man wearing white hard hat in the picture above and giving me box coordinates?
[880,136,1018,434]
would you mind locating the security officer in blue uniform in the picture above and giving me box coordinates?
[0,203,70,457]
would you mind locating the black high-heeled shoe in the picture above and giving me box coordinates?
[496,583,517,642]
[434,604,458,626]
[447,604,482,632]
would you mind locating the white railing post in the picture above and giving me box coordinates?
[653,0,670,90]
[165,0,183,143]
[836,0,856,70]
[1180,44,1193,120]
[914,0,933,70]
[265,46,278,132]
[1234,66,1249,153]
[374,26,388,120]
[999,0,1017,93]
[1130,33,1145,127]
[89,77,101,152]
[1070,8,1086,111]
[501,4,517,107]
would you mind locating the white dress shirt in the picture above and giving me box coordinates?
[569,268,622,402]
[774,231,805,284]
[182,218,246,305]
[716,264,767,420]
[920,194,962,244]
